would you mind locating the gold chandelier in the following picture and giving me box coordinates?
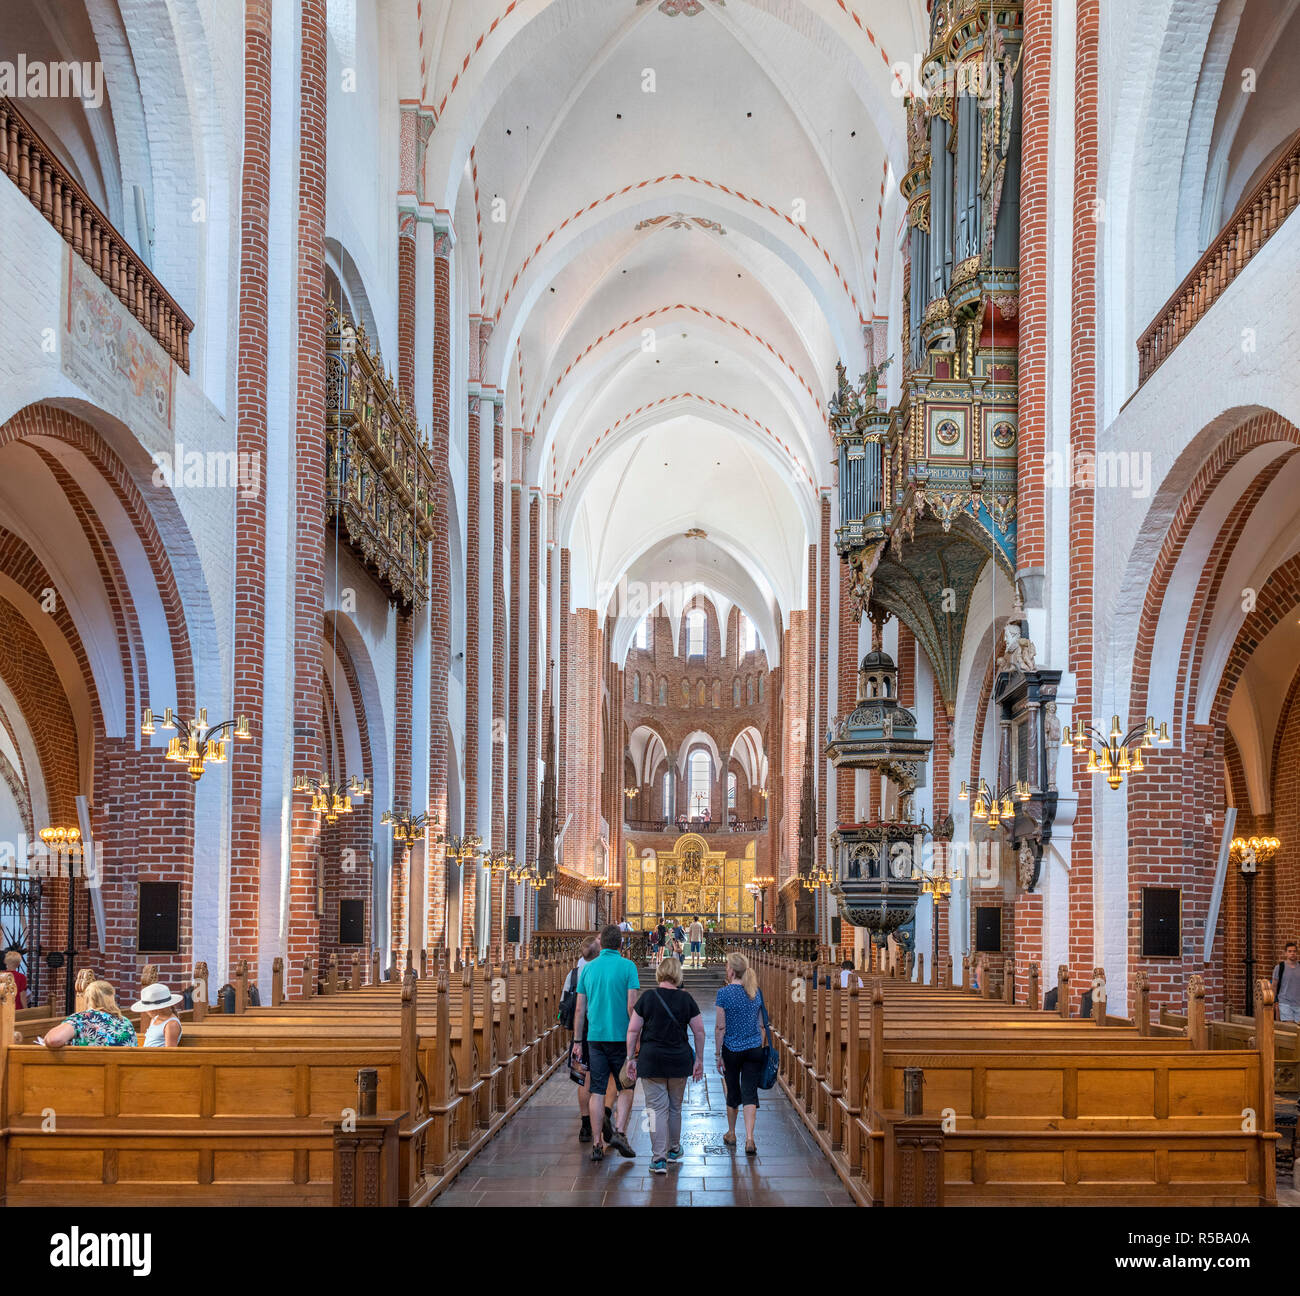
[801,866,834,893]
[1064,714,1171,789]
[381,807,438,844]
[959,777,1030,827]
[141,706,251,781]
[295,774,370,825]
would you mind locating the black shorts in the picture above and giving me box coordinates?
[586,1041,627,1096]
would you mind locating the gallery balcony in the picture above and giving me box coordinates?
[1138,127,1300,386]
[0,96,193,370]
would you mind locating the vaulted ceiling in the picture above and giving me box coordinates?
[420,0,926,637]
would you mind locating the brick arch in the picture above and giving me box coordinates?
[0,403,198,716]
[1126,409,1300,740]
[1121,409,1300,1015]
[0,402,209,998]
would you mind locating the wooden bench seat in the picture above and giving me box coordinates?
[747,951,1277,1207]
[0,958,565,1207]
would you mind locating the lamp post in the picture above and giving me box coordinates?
[39,826,82,1014]
[1230,835,1280,1012]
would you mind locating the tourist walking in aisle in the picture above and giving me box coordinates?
[563,936,601,1141]
[688,916,704,968]
[572,925,640,1161]
[1273,942,1300,1022]
[626,956,704,1173]
[715,951,769,1155]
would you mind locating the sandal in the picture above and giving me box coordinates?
[722,1133,737,1147]
[745,1141,757,1156]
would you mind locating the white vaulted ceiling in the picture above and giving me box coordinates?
[420,0,927,642]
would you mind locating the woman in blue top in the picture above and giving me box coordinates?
[714,951,768,1155]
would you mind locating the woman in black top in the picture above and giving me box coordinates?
[626,957,705,1174]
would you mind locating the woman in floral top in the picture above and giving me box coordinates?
[41,980,137,1048]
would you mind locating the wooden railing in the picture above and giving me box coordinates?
[0,96,193,372]
[1138,127,1300,386]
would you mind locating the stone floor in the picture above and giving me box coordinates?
[434,988,854,1208]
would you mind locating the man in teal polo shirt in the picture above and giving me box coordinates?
[572,924,640,1161]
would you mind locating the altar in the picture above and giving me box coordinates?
[623,833,758,931]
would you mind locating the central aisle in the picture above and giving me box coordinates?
[434,979,855,1207]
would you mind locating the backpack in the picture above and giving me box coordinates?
[558,963,580,1030]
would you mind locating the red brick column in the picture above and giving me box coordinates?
[932,675,950,980]
[1066,0,1100,1013]
[393,210,417,955]
[463,389,483,953]
[427,229,454,952]
[526,491,541,893]
[229,0,272,981]
[396,216,416,408]
[817,495,830,866]
[391,614,413,951]
[559,547,571,833]
[507,428,524,941]
[286,0,328,996]
[490,396,507,957]
[836,562,856,822]
[1016,0,1052,570]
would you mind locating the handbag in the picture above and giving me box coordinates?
[557,964,579,1030]
[757,991,779,1090]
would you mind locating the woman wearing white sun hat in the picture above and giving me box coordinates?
[131,982,184,1047]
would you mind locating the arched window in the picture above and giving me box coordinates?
[659,678,668,706]
[633,616,650,650]
[631,674,640,703]
[712,680,721,708]
[747,677,755,705]
[698,680,708,707]
[680,680,691,707]
[728,772,737,808]
[733,679,741,707]
[758,675,765,703]
[661,769,674,818]
[686,608,706,658]
[688,750,712,818]
[740,614,758,655]
[644,673,654,703]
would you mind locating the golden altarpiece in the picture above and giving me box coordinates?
[623,834,758,931]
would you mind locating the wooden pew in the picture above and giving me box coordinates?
[0,953,564,1207]
[749,951,1276,1207]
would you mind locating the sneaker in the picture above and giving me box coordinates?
[590,1144,605,1162]
[579,1116,592,1143]
[602,1110,614,1143]
[666,1145,684,1163]
[607,1130,636,1158]
[651,1158,668,1175]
